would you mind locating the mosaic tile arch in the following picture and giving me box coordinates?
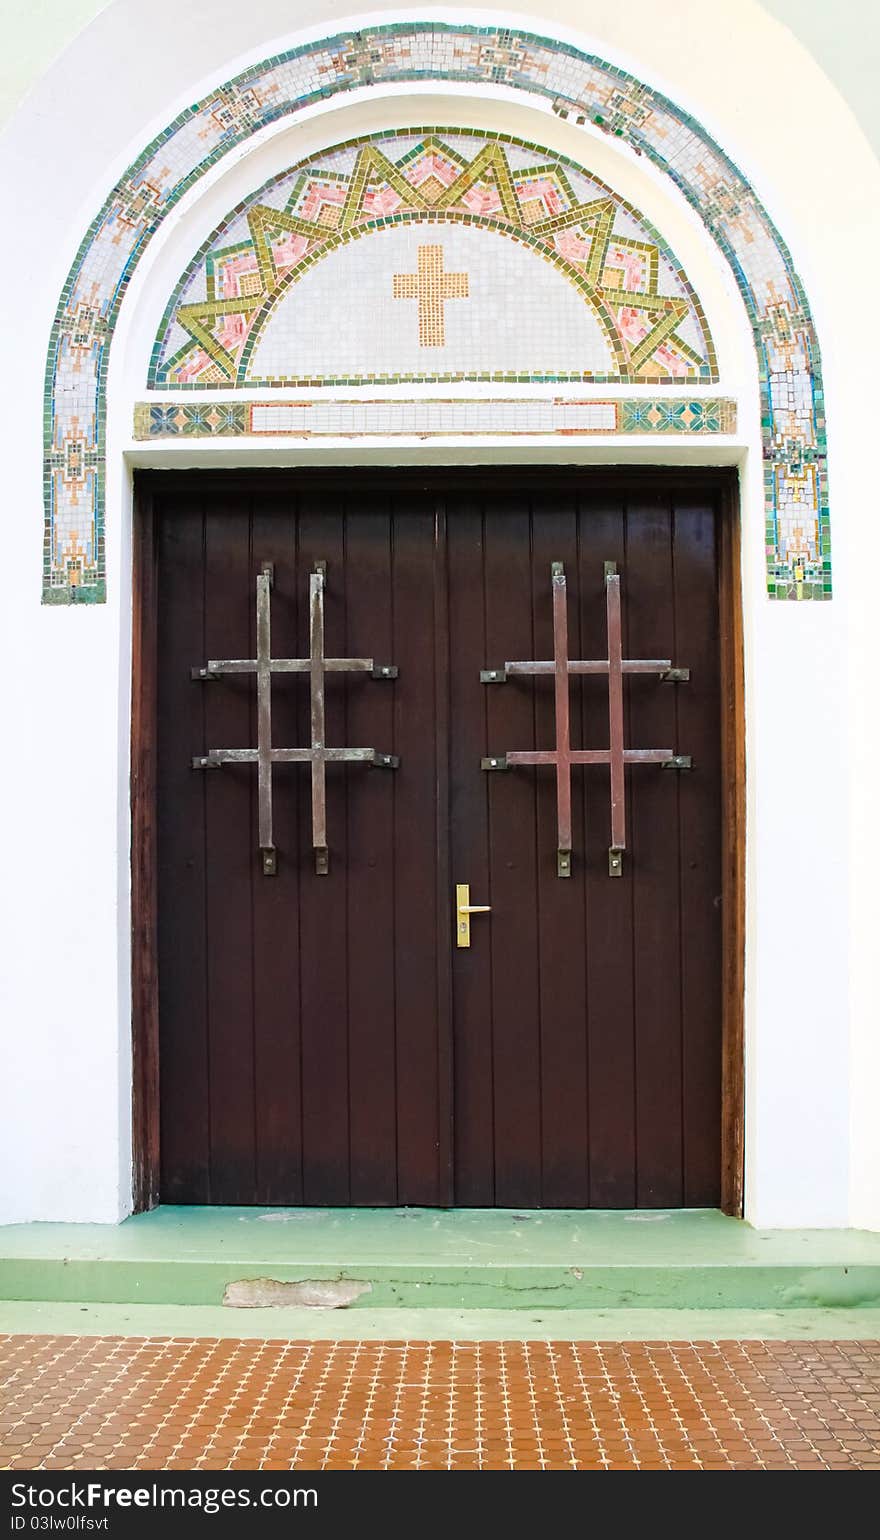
[44,22,829,603]
[149,129,718,391]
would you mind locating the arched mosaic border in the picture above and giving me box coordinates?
[44,21,829,603]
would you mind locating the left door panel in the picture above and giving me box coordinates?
[155,483,450,1206]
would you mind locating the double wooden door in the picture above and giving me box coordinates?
[154,470,725,1208]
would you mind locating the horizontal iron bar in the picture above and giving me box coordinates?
[505,748,674,766]
[199,657,376,675]
[503,659,672,676]
[323,748,383,762]
[192,747,384,767]
[618,749,676,764]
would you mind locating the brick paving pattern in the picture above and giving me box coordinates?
[1,1337,879,1470]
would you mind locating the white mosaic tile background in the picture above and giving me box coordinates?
[245,223,619,382]
[247,400,619,433]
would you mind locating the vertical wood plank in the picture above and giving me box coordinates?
[250,492,303,1204]
[202,498,258,1203]
[626,496,684,1207]
[433,498,455,1205]
[673,497,723,1205]
[484,496,542,1207]
[577,502,637,1207]
[155,495,211,1202]
[392,498,446,1204]
[296,497,350,1203]
[530,497,589,1206]
[344,494,398,1204]
[448,498,495,1203]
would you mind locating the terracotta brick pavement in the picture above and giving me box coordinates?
[1,1337,879,1471]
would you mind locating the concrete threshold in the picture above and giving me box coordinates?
[2,1301,880,1342]
[2,1207,880,1312]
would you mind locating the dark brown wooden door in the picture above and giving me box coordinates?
[155,471,723,1207]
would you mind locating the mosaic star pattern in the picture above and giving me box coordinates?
[2,1337,879,1470]
[44,22,829,602]
[151,130,714,389]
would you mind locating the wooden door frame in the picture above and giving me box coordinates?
[130,465,746,1215]
[717,473,746,1216]
[130,473,160,1211]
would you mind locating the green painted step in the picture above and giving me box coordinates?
[2,1208,880,1311]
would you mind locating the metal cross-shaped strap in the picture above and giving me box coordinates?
[481,561,691,877]
[192,563,398,875]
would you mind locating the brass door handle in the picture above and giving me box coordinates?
[456,883,491,948]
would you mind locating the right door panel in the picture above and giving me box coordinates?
[447,481,723,1208]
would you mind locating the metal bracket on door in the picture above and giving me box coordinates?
[660,667,691,683]
[661,755,693,771]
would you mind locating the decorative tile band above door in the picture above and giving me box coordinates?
[134,397,738,440]
[43,22,829,603]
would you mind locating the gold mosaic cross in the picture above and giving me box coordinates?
[393,244,469,346]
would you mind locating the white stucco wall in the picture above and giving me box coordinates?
[0,0,877,1228]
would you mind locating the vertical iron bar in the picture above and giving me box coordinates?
[552,561,572,877]
[606,569,625,873]
[256,566,276,875]
[310,567,328,873]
